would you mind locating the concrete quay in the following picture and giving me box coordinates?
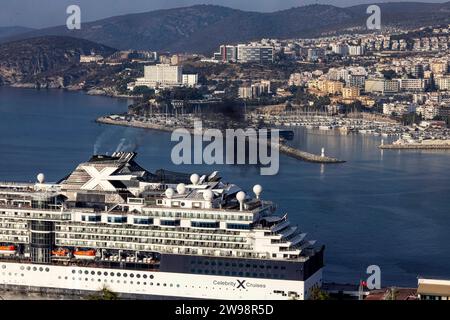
[379,144,450,150]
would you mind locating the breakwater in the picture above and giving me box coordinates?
[96,117,346,164]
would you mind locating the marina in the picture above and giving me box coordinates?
[1,87,450,288]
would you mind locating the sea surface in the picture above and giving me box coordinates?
[1,86,450,287]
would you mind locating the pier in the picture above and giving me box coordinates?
[97,116,346,164]
[278,144,346,163]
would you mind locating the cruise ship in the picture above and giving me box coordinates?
[0,152,324,300]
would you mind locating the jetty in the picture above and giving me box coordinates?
[96,116,346,164]
[278,144,346,163]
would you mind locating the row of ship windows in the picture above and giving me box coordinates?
[190,260,287,270]
[1,271,179,288]
[142,211,253,222]
[55,234,246,244]
[81,216,250,230]
[71,269,154,279]
[190,269,287,279]
[56,239,252,250]
[55,228,245,242]
[56,225,242,236]
[1,272,295,295]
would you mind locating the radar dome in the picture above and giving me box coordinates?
[190,173,200,185]
[37,173,45,184]
[253,184,263,199]
[176,183,186,195]
[165,188,175,199]
[203,190,213,201]
[236,191,246,202]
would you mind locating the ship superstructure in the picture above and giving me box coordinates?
[0,152,324,300]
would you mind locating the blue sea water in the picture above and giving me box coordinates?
[1,86,450,287]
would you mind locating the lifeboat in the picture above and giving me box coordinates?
[74,249,96,260]
[52,248,70,257]
[0,245,16,255]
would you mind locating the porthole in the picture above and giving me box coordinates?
[104,272,108,276]
[45,268,50,272]
[110,272,115,276]
[20,266,24,271]
[130,274,134,278]
[97,271,102,276]
[84,270,89,275]
[39,267,43,272]
[26,266,31,271]
[150,275,154,279]
[117,273,121,277]
[136,274,141,279]
[72,270,76,274]
[78,270,82,274]
[1,265,5,269]
[33,267,37,271]
[143,275,147,279]
[123,273,128,278]
[91,271,95,275]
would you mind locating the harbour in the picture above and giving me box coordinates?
[1,87,450,288]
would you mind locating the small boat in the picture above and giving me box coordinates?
[74,249,96,260]
[52,248,70,257]
[0,245,16,255]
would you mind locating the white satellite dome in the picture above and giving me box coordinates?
[203,190,213,201]
[236,191,246,202]
[176,183,186,195]
[165,188,175,199]
[253,184,263,199]
[37,173,45,184]
[190,173,200,185]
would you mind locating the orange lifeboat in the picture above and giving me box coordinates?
[0,245,16,255]
[52,248,70,257]
[74,249,96,260]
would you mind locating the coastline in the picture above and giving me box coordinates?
[96,116,346,164]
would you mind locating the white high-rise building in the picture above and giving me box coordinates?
[348,45,365,56]
[134,64,183,88]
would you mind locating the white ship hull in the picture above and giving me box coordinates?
[0,261,322,300]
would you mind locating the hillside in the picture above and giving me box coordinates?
[0,36,116,86]
[2,2,450,53]
[0,26,35,39]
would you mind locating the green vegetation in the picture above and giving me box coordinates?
[310,287,331,300]
[87,287,119,300]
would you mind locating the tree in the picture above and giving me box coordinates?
[310,287,330,300]
[385,287,397,300]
